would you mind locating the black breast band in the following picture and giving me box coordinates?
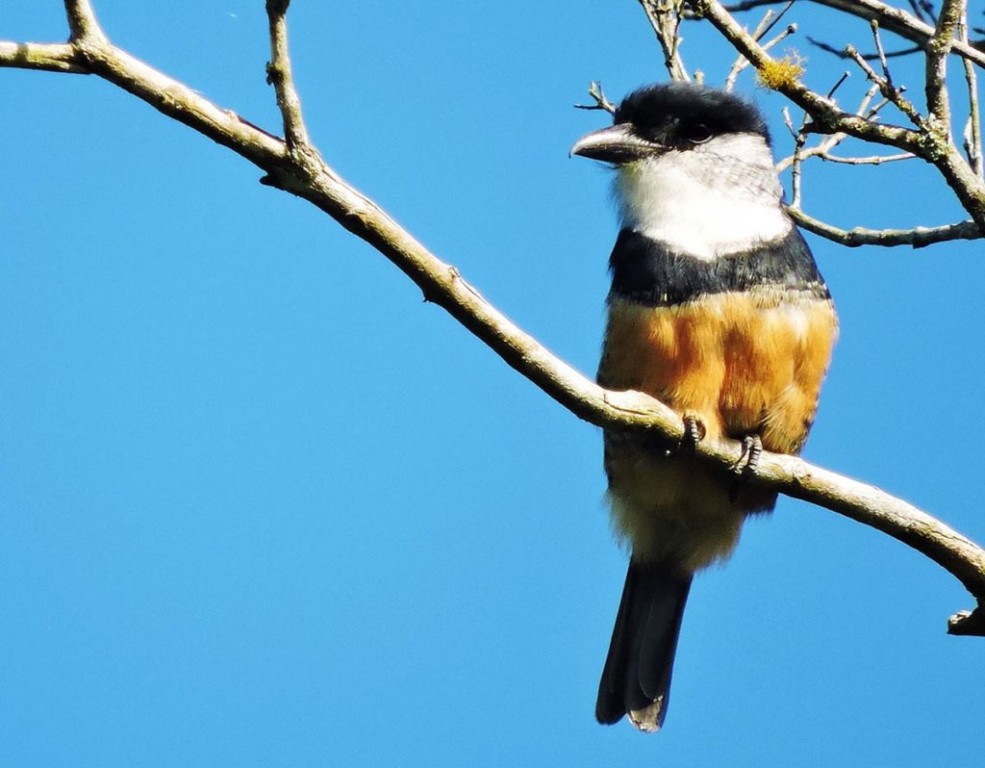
[608,228,830,306]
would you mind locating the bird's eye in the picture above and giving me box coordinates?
[684,123,713,144]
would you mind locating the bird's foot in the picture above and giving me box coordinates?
[729,434,763,500]
[727,433,762,496]
[732,434,763,477]
[679,415,705,455]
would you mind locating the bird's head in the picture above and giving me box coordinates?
[570,82,770,165]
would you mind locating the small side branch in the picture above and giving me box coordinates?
[820,151,915,163]
[725,12,799,91]
[961,19,983,174]
[788,207,983,246]
[574,81,617,114]
[265,0,310,153]
[639,0,691,81]
[845,37,924,125]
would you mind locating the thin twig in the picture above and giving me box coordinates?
[960,18,983,174]
[808,37,925,60]
[907,0,936,25]
[827,70,852,98]
[871,19,893,84]
[574,81,617,114]
[777,132,841,172]
[845,43,924,125]
[726,22,798,90]
[725,7,775,91]
[784,103,815,207]
[757,0,797,38]
[265,0,310,153]
[639,0,690,82]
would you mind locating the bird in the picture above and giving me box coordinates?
[571,82,838,732]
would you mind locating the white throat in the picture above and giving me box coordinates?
[614,132,791,260]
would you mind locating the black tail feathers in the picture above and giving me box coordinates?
[595,560,693,732]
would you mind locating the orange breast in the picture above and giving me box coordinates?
[600,288,837,451]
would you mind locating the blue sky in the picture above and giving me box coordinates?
[2,2,983,766]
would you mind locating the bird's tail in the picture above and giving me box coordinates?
[595,559,693,732]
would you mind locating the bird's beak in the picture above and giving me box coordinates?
[570,123,664,164]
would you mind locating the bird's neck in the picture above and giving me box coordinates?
[614,133,791,261]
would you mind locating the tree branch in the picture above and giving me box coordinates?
[725,13,799,91]
[844,38,924,126]
[0,41,85,73]
[639,0,691,81]
[65,0,107,45]
[724,0,985,67]
[961,16,984,174]
[925,0,964,126]
[787,207,983,246]
[265,0,310,153]
[1,3,983,634]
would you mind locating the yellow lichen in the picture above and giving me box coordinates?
[757,51,806,90]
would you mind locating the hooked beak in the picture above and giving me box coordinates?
[570,123,665,164]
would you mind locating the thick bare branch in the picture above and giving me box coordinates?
[925,0,965,125]
[1,6,983,632]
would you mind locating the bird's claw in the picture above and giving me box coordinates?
[679,416,705,455]
[732,434,763,477]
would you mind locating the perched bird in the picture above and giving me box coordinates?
[571,83,837,732]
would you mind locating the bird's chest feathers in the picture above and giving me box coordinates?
[615,137,789,259]
[600,293,836,451]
